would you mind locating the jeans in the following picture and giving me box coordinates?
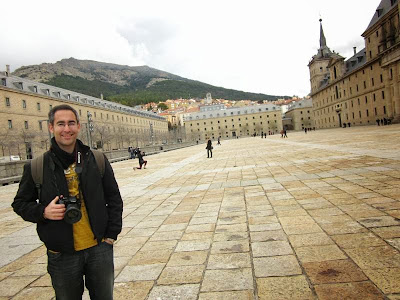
[207,149,212,158]
[47,241,114,300]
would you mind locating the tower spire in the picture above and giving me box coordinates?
[319,18,327,48]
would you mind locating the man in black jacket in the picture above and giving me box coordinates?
[12,104,123,300]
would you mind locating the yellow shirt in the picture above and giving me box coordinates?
[64,163,97,251]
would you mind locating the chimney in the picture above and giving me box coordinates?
[5,65,10,76]
[100,93,103,100]
[353,47,357,55]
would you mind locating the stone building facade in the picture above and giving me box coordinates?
[309,0,400,129]
[284,98,314,131]
[182,104,282,141]
[0,72,168,159]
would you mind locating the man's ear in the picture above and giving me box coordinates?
[48,122,54,134]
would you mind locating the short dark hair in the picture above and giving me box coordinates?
[48,104,79,125]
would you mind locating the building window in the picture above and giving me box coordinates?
[383,106,386,114]
[25,121,29,129]
[366,110,369,117]
[380,74,383,83]
[37,102,41,110]
[1,78,6,86]
[22,100,26,109]
[5,97,10,107]
[371,78,374,86]
[382,91,385,99]
[374,107,377,115]
[8,120,12,129]
[39,121,43,130]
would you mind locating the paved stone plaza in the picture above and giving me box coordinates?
[0,125,400,299]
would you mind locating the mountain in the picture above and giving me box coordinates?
[13,58,289,106]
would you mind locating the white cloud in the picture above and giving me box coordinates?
[0,0,380,97]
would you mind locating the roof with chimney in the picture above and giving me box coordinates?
[363,0,398,34]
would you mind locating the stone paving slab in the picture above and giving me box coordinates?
[1,125,400,299]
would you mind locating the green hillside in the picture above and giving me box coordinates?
[45,74,288,106]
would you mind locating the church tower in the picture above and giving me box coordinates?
[308,19,337,94]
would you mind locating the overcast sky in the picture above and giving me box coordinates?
[1,0,380,97]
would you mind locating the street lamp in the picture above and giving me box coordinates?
[86,111,94,149]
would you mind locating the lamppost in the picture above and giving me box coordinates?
[86,111,94,149]
[38,119,52,149]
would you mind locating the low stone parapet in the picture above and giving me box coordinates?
[0,142,197,185]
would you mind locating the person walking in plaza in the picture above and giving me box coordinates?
[135,148,147,169]
[217,136,221,145]
[12,104,123,300]
[283,129,288,138]
[206,139,213,158]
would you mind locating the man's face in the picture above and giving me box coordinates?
[49,110,81,152]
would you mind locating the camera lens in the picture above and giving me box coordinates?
[64,206,82,224]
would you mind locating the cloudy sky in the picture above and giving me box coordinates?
[1,0,380,97]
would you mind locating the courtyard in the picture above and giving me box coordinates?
[0,124,400,299]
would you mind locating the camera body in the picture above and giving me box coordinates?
[58,195,82,224]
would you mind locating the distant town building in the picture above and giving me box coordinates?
[309,0,400,128]
[205,93,212,104]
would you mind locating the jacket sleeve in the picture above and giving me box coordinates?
[102,157,123,240]
[12,162,46,223]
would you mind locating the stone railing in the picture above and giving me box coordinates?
[0,141,197,185]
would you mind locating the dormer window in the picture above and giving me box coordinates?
[391,0,397,5]
[377,9,383,17]
[33,86,37,93]
[66,94,71,100]
[1,78,6,86]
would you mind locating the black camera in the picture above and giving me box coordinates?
[58,196,81,224]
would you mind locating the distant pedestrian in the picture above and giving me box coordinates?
[261,132,264,138]
[217,136,221,145]
[135,148,147,169]
[206,139,213,158]
[128,146,136,159]
[280,130,284,138]
[304,128,307,134]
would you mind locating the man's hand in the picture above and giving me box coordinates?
[44,196,66,220]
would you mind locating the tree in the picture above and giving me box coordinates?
[157,103,168,111]
[93,125,114,150]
